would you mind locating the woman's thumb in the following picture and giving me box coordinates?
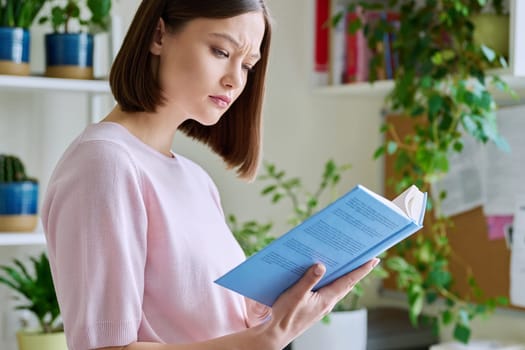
[293,263,326,295]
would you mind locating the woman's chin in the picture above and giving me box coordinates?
[192,115,223,126]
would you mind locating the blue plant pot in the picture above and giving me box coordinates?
[0,27,30,76]
[0,181,39,232]
[0,182,38,215]
[45,33,94,79]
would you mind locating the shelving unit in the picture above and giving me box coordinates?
[0,75,113,123]
[313,0,525,96]
[0,232,46,246]
[0,74,110,93]
[0,75,113,249]
[314,79,393,96]
[0,219,45,246]
[314,69,525,98]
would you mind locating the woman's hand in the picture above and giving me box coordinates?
[260,258,380,348]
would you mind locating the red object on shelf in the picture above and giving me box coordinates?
[344,9,369,83]
[345,12,359,82]
[314,0,330,73]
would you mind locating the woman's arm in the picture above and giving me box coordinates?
[94,258,379,350]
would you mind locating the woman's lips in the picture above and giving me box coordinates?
[209,95,231,108]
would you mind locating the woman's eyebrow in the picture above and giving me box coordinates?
[209,32,261,60]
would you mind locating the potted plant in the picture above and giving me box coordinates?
[336,0,515,344]
[0,154,39,232]
[0,252,65,350]
[228,160,388,350]
[292,292,369,350]
[0,0,46,75]
[39,0,111,79]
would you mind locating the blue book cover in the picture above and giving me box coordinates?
[381,12,393,79]
[215,184,427,307]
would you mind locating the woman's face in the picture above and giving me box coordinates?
[152,12,265,125]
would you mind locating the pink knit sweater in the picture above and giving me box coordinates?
[42,122,255,350]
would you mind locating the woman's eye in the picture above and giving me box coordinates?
[242,64,255,73]
[212,48,228,58]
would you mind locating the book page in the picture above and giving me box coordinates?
[359,184,425,222]
[356,185,409,217]
[392,185,425,223]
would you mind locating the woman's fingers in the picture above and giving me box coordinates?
[268,263,329,338]
[283,258,379,303]
[265,258,380,346]
[284,263,326,300]
[318,258,380,301]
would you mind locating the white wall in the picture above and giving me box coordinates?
[0,0,523,348]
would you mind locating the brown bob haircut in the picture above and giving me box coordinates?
[110,0,272,180]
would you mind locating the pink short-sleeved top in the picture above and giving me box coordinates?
[42,121,252,350]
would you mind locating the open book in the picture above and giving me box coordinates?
[215,184,427,307]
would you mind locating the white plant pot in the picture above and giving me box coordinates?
[16,330,67,350]
[293,308,367,350]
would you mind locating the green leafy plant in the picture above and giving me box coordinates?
[39,0,111,33]
[0,154,37,183]
[0,0,46,28]
[488,0,505,15]
[228,215,273,257]
[334,0,515,343]
[228,159,388,312]
[0,252,62,333]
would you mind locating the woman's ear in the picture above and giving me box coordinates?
[150,18,166,56]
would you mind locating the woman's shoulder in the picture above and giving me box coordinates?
[72,124,136,162]
[173,153,215,182]
[72,121,170,168]
[80,121,137,150]
[52,123,141,182]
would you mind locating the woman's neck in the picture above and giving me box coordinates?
[102,105,181,158]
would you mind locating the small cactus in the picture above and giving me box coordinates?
[0,154,37,183]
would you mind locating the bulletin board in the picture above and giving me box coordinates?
[382,114,525,311]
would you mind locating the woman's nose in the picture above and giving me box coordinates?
[222,66,243,90]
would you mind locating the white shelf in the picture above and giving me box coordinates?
[0,232,46,246]
[313,80,393,96]
[0,74,111,94]
[313,72,525,98]
[0,220,46,246]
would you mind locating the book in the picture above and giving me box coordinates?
[383,11,400,80]
[344,9,370,83]
[365,11,387,81]
[344,11,360,83]
[313,0,330,85]
[381,11,393,80]
[329,2,346,85]
[215,184,427,307]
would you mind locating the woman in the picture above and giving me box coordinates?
[42,1,380,349]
